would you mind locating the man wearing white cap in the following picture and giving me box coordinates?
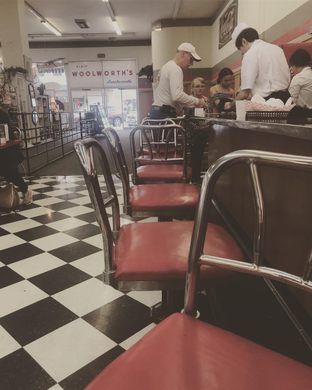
[232,23,290,103]
[150,42,206,119]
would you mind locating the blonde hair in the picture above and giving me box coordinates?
[191,77,205,89]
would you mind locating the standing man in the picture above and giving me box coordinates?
[232,23,290,103]
[150,42,206,118]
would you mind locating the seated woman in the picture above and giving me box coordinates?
[210,68,235,113]
[191,77,208,102]
[288,48,312,124]
[0,108,32,205]
[187,77,209,184]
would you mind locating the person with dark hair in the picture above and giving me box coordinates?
[0,108,32,204]
[287,48,312,123]
[210,67,235,112]
[231,23,290,103]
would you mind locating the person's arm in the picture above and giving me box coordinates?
[239,51,258,100]
[288,74,301,105]
[169,67,203,107]
[236,89,251,100]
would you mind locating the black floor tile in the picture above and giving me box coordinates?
[32,211,69,224]
[32,193,51,201]
[83,295,152,343]
[0,349,55,390]
[75,212,96,223]
[0,267,23,288]
[46,201,78,211]
[0,227,10,236]
[0,213,27,224]
[56,193,85,201]
[0,297,78,346]
[0,243,44,265]
[29,264,91,295]
[64,224,100,240]
[34,187,57,193]
[49,241,101,262]
[60,346,125,390]
[14,225,59,241]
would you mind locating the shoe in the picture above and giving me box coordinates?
[23,188,33,205]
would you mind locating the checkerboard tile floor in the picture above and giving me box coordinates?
[0,176,161,389]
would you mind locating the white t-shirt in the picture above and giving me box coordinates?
[153,60,199,110]
[289,67,312,109]
[241,39,290,98]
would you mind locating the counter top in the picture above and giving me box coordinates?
[205,118,312,141]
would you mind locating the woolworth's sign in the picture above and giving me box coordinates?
[68,60,137,89]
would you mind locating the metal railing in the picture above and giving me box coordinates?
[12,111,98,175]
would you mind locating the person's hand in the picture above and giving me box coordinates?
[224,101,235,110]
[195,98,206,108]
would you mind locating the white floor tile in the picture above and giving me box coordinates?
[30,233,78,251]
[68,196,91,205]
[83,234,103,249]
[60,205,94,217]
[0,280,48,317]
[31,183,52,189]
[127,291,162,307]
[0,234,25,251]
[0,261,4,268]
[25,318,116,382]
[1,219,41,233]
[17,207,56,218]
[70,252,104,276]
[48,385,64,390]
[46,217,88,232]
[75,190,89,196]
[43,189,72,197]
[0,325,21,358]
[9,253,66,278]
[52,183,81,189]
[34,198,64,206]
[53,278,123,316]
[120,323,156,350]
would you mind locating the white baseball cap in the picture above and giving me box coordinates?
[177,42,201,61]
[231,22,250,43]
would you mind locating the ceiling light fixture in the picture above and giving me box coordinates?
[25,1,62,37]
[103,0,122,36]
[40,20,62,36]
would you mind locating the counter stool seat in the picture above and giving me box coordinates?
[114,221,243,281]
[86,312,312,390]
[129,183,199,213]
[136,164,191,182]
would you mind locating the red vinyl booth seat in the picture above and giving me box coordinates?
[129,183,199,212]
[86,313,312,390]
[113,221,244,281]
[136,164,191,181]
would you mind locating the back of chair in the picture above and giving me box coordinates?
[102,127,131,211]
[74,138,120,285]
[130,122,188,183]
[184,150,312,314]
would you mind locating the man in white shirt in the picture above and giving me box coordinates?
[232,23,291,103]
[150,42,206,119]
[288,48,312,124]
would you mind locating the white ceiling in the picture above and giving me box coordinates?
[25,0,227,41]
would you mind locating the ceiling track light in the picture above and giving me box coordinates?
[25,1,62,37]
[102,0,122,36]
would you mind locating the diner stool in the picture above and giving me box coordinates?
[130,120,191,184]
[103,127,199,220]
[85,149,312,390]
[74,138,245,318]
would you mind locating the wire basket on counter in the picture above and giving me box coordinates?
[246,111,289,123]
